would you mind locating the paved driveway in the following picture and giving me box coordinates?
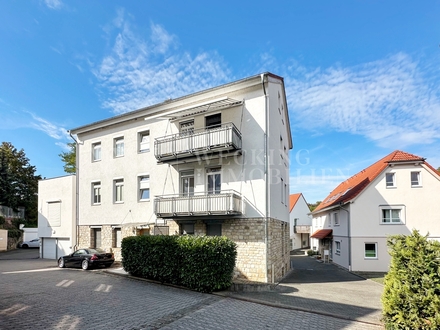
[0,250,382,329]
[229,255,384,325]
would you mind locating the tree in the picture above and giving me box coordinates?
[308,201,322,212]
[59,142,76,174]
[0,142,41,224]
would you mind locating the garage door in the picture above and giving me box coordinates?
[57,239,71,258]
[42,238,57,259]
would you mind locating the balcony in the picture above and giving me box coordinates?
[154,190,242,218]
[294,225,311,234]
[154,123,242,162]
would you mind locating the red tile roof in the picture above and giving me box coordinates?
[310,229,333,239]
[289,193,302,212]
[313,150,437,213]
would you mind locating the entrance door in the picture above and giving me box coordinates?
[180,170,194,196]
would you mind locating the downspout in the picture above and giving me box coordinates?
[68,131,79,252]
[261,73,270,282]
[339,203,351,271]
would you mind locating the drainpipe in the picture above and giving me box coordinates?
[339,203,351,271]
[68,131,79,252]
[261,73,270,282]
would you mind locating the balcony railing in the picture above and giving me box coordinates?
[154,122,242,161]
[154,190,242,218]
[294,225,311,234]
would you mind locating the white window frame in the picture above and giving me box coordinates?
[114,137,124,157]
[139,175,150,201]
[411,171,422,187]
[114,179,124,203]
[385,172,396,188]
[335,241,341,255]
[113,227,122,248]
[364,242,378,259]
[139,130,150,153]
[333,212,339,226]
[379,205,405,224]
[206,167,221,195]
[92,142,101,162]
[92,182,101,205]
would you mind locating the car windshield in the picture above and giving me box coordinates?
[87,248,106,254]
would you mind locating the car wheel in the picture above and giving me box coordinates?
[22,244,28,249]
[81,259,89,270]
[58,258,65,268]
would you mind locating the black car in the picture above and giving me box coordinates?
[58,248,114,270]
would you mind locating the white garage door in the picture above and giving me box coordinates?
[42,238,57,259]
[57,239,71,258]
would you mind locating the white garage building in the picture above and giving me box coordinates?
[38,175,76,260]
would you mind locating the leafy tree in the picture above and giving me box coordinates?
[59,142,76,174]
[308,201,322,212]
[382,230,440,329]
[0,142,41,224]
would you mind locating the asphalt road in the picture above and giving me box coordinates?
[0,250,382,330]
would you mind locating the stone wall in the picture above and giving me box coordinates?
[266,218,291,282]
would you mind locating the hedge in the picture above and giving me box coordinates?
[382,230,440,329]
[121,235,237,293]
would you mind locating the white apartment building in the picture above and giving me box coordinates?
[311,150,440,272]
[70,72,292,282]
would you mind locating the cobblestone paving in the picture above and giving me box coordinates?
[0,254,383,330]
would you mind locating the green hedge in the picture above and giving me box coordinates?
[121,235,237,293]
[382,230,440,329]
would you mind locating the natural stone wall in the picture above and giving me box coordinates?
[266,218,291,282]
[78,225,91,248]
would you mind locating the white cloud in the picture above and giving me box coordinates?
[285,53,440,148]
[43,0,62,10]
[94,12,230,114]
[26,112,70,140]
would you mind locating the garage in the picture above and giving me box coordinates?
[42,238,72,259]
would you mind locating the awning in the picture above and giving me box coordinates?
[310,229,333,239]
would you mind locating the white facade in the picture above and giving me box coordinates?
[38,175,77,259]
[70,73,293,282]
[289,193,312,250]
[312,152,440,272]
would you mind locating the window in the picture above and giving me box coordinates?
[284,182,288,205]
[281,178,284,204]
[180,120,194,135]
[207,167,221,194]
[181,223,194,235]
[180,170,194,196]
[114,137,124,157]
[139,131,150,153]
[386,173,395,188]
[92,142,101,161]
[92,182,101,204]
[334,213,339,225]
[411,171,421,187]
[114,179,124,203]
[382,209,402,224]
[335,241,341,255]
[205,113,221,129]
[113,228,122,248]
[280,136,283,159]
[139,175,150,200]
[47,202,61,227]
[364,243,377,259]
[93,228,102,248]
[206,223,222,236]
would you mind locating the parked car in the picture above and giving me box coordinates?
[58,248,114,270]
[20,238,40,248]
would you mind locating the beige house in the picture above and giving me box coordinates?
[311,150,440,272]
[68,72,292,282]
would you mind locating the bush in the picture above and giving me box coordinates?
[0,216,5,227]
[122,235,237,293]
[307,249,315,256]
[382,230,440,329]
[7,228,22,239]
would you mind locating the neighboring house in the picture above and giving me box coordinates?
[67,72,292,283]
[38,175,77,259]
[289,193,311,250]
[311,150,440,272]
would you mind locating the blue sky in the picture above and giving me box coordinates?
[1,1,440,203]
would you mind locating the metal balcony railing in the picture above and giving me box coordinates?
[154,190,242,218]
[154,122,242,161]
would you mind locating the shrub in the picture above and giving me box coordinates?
[0,216,5,227]
[7,228,22,239]
[307,249,315,256]
[122,235,237,293]
[382,230,440,329]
